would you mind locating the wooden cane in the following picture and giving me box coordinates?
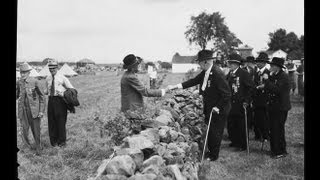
[201,107,216,163]
[243,104,250,155]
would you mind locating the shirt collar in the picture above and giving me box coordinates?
[258,66,266,73]
[205,64,213,75]
[232,67,239,74]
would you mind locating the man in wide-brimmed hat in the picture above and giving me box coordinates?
[45,58,75,147]
[257,57,291,159]
[252,52,271,143]
[120,54,169,113]
[226,53,255,151]
[16,62,45,154]
[168,49,232,161]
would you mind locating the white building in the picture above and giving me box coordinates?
[171,53,199,73]
[258,49,288,59]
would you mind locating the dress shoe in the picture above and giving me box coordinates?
[272,153,287,159]
[238,147,247,152]
[229,143,236,147]
[206,156,218,161]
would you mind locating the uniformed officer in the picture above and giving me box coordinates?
[226,53,255,151]
[252,52,271,142]
[257,57,291,159]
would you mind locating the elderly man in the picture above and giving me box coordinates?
[16,62,45,153]
[45,59,74,147]
[226,53,255,151]
[257,57,291,159]
[121,54,169,113]
[168,49,231,161]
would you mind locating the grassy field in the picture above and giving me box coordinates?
[17,71,304,180]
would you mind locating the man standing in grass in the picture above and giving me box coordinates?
[120,54,169,113]
[45,59,74,147]
[168,49,231,161]
[16,62,45,154]
[257,57,291,159]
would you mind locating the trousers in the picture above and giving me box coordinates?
[48,96,68,146]
[269,110,288,155]
[19,101,41,148]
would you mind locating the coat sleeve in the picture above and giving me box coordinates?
[35,80,45,113]
[264,72,290,95]
[242,71,255,103]
[181,71,204,89]
[16,80,20,100]
[44,79,49,95]
[215,71,232,111]
[127,75,162,97]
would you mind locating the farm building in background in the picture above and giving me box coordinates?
[257,49,288,60]
[235,44,253,59]
[171,53,199,73]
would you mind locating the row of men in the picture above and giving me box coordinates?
[16,59,75,154]
[120,50,291,162]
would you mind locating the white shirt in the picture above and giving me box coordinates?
[258,66,267,74]
[45,72,74,96]
[201,64,213,91]
[231,67,239,74]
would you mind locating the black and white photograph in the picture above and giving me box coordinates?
[16,0,304,179]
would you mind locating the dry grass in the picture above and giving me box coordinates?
[17,71,304,180]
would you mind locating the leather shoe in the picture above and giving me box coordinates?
[272,153,287,159]
[238,147,247,152]
[206,156,218,161]
[229,143,236,147]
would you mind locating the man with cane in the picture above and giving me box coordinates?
[168,49,231,161]
[226,53,255,152]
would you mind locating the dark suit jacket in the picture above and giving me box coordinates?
[121,71,162,112]
[242,66,255,82]
[253,67,270,107]
[181,65,231,117]
[63,88,80,113]
[264,70,291,111]
[226,67,254,116]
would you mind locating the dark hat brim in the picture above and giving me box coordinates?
[20,69,32,72]
[227,60,242,64]
[255,59,269,63]
[194,57,215,62]
[123,58,141,69]
[268,62,285,68]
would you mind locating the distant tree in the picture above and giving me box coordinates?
[268,28,304,59]
[160,62,172,69]
[185,11,242,55]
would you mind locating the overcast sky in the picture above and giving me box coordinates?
[17,0,304,64]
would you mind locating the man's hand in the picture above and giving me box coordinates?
[167,84,178,90]
[262,73,269,80]
[256,84,265,89]
[38,112,44,118]
[212,107,220,114]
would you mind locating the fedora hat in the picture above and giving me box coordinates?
[255,52,269,63]
[268,57,285,68]
[227,53,242,64]
[47,59,58,69]
[194,49,214,62]
[19,62,32,72]
[123,54,141,69]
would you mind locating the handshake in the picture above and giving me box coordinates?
[164,84,180,93]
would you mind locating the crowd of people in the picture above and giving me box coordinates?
[120,50,304,162]
[17,51,304,162]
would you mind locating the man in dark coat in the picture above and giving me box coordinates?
[120,54,168,113]
[241,56,256,131]
[226,53,255,151]
[257,57,291,159]
[168,49,231,161]
[252,52,271,142]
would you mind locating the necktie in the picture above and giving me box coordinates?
[50,75,55,96]
[201,71,210,91]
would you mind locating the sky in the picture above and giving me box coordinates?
[17,0,304,64]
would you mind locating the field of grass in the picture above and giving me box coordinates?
[17,71,304,180]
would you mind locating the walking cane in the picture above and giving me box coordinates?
[201,107,216,163]
[243,104,250,155]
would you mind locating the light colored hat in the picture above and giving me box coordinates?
[19,62,32,72]
[48,59,58,68]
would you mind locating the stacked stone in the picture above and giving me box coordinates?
[88,89,204,180]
